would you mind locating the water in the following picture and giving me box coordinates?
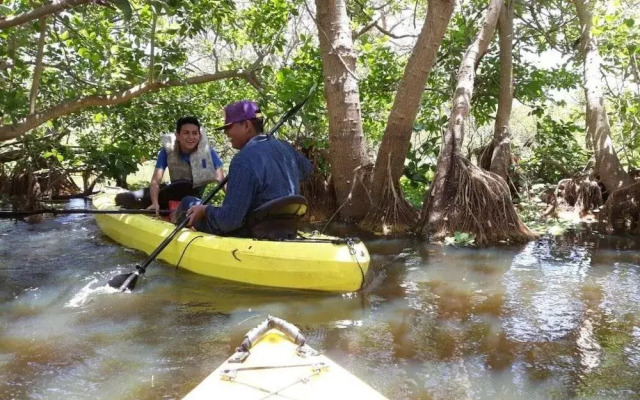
[1,204,639,399]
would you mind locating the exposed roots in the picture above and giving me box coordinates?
[359,157,419,235]
[300,173,337,223]
[0,165,8,197]
[320,165,372,233]
[556,178,578,207]
[475,142,494,170]
[551,175,602,218]
[420,155,536,245]
[2,158,80,213]
[600,181,640,234]
[9,166,79,200]
[575,177,603,216]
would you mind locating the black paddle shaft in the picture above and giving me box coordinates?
[109,90,314,291]
[139,175,228,272]
[0,209,170,218]
[109,176,228,291]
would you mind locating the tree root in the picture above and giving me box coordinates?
[552,175,602,218]
[2,160,81,214]
[420,155,536,245]
[600,181,640,234]
[300,173,337,223]
[359,157,419,235]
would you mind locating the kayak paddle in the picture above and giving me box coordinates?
[0,208,171,218]
[107,90,314,292]
[107,175,228,291]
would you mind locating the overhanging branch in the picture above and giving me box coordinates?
[0,0,91,31]
[0,69,252,141]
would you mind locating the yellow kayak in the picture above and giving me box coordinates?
[92,192,370,292]
[183,316,388,399]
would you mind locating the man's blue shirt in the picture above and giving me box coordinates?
[204,135,312,233]
[155,148,223,173]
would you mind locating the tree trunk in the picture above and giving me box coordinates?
[572,0,632,194]
[489,1,513,182]
[417,0,535,245]
[362,0,455,234]
[314,0,371,221]
[115,174,128,190]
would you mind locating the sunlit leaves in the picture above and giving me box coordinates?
[358,36,404,143]
[243,0,300,53]
[110,0,133,21]
[590,0,640,168]
[519,116,588,184]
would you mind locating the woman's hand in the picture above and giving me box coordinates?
[146,202,160,216]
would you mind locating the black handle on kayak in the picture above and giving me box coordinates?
[107,86,316,292]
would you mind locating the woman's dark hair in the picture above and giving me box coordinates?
[176,116,201,133]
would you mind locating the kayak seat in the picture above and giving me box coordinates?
[246,195,308,240]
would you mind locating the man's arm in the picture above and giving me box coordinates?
[202,157,255,232]
[147,168,165,215]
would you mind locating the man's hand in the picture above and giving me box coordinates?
[146,202,160,216]
[186,204,207,227]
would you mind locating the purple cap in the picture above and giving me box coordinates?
[214,100,262,130]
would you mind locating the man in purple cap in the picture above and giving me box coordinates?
[176,100,312,236]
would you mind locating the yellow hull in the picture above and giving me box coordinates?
[183,320,387,399]
[92,192,370,292]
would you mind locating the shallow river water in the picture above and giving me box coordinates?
[1,200,639,399]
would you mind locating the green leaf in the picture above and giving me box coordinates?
[110,0,133,21]
[78,48,91,59]
[624,18,635,27]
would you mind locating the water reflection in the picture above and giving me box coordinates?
[1,213,639,399]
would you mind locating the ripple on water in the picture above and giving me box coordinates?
[502,240,587,342]
[598,263,640,317]
[626,326,640,368]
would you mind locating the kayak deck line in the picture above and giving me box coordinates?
[182,316,388,399]
[93,191,371,292]
[221,361,327,375]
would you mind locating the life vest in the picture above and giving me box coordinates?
[160,132,217,188]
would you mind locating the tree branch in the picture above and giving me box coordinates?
[373,22,417,39]
[30,16,48,114]
[353,18,380,39]
[0,0,91,31]
[147,11,157,83]
[0,149,23,163]
[0,69,253,141]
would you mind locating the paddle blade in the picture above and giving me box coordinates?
[107,272,139,292]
